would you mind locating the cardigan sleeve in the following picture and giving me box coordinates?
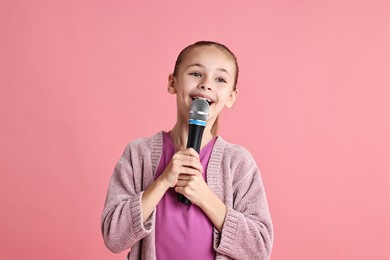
[214,147,274,260]
[101,143,155,253]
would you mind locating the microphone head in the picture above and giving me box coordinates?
[189,98,209,122]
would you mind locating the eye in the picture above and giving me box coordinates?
[189,72,202,77]
[216,77,227,83]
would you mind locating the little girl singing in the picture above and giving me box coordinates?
[101,41,274,260]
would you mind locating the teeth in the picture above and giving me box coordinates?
[193,97,212,103]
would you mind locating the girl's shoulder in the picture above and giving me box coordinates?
[215,136,254,160]
[215,136,261,182]
[119,132,163,161]
[124,132,162,150]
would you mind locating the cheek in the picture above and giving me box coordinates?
[184,76,199,85]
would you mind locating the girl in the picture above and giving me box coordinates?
[101,41,273,260]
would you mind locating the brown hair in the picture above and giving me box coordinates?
[173,41,239,135]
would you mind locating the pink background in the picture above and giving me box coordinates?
[1,0,389,259]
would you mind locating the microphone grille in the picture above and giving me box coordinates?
[189,99,209,121]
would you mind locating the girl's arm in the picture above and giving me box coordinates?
[101,143,156,254]
[101,145,203,253]
[214,148,273,260]
[141,175,169,221]
[175,173,227,232]
[198,191,227,232]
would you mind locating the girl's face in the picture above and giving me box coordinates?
[168,46,238,123]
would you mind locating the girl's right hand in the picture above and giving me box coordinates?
[161,148,203,188]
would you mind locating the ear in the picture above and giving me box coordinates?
[225,89,238,108]
[167,74,177,94]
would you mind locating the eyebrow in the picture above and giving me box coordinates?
[185,63,231,78]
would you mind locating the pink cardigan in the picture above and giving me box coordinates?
[101,132,273,259]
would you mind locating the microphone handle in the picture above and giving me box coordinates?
[178,123,205,204]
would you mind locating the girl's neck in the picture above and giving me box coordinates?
[169,119,214,152]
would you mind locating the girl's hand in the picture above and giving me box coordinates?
[175,170,212,207]
[162,147,227,232]
[160,148,203,188]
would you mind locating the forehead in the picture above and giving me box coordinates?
[181,46,236,73]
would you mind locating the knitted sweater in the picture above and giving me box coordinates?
[101,132,274,260]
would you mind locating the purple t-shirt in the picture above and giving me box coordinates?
[154,132,217,260]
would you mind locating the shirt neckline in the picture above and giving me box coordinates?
[164,131,217,156]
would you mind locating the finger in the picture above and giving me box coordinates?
[177,173,194,181]
[173,155,203,172]
[175,179,188,187]
[177,174,203,187]
[179,166,202,176]
[175,185,195,194]
[178,148,200,160]
[175,186,187,196]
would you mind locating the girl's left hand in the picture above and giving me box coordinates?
[175,172,212,207]
[176,170,228,232]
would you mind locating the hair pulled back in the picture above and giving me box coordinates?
[172,41,239,135]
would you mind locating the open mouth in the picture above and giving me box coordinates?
[191,96,213,105]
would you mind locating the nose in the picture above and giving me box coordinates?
[199,79,213,91]
[200,85,212,91]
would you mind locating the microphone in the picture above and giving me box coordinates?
[178,98,210,204]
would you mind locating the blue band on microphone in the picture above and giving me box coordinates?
[188,119,206,126]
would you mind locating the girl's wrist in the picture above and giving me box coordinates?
[199,189,219,211]
[157,174,171,191]
[199,190,227,232]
